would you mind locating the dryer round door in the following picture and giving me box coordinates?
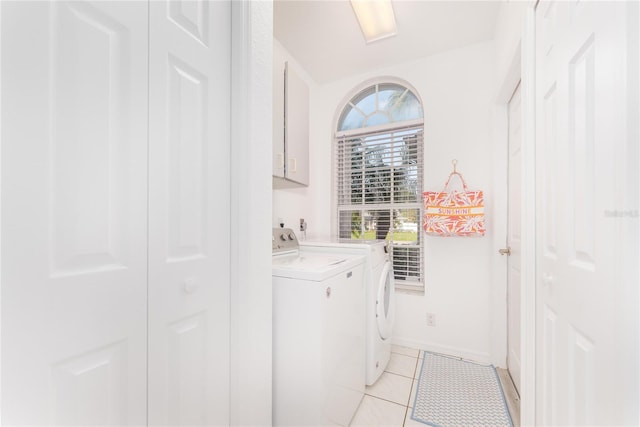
[376,260,396,340]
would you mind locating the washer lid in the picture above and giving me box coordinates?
[376,261,396,339]
[300,240,388,267]
[299,239,387,250]
[272,252,364,282]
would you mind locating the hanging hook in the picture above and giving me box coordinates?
[452,159,458,173]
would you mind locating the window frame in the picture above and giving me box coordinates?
[332,80,425,292]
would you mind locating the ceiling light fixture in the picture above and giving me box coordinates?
[350,0,397,44]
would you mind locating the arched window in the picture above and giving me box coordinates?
[334,81,424,288]
[337,83,423,131]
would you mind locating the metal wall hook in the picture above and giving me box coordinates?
[452,159,458,173]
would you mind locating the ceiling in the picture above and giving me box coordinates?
[274,1,501,84]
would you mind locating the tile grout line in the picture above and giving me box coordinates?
[362,394,410,409]
[402,405,410,427]
[403,356,420,426]
[383,371,416,380]
[367,368,415,407]
[374,354,420,426]
[386,352,421,380]
[403,352,421,425]
[378,369,418,385]
[355,349,424,427]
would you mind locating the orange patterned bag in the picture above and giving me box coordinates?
[423,171,485,237]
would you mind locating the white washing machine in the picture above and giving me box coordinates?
[272,229,366,426]
[300,239,396,386]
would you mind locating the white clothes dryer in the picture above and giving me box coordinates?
[300,239,396,386]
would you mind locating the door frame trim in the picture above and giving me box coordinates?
[0,3,4,422]
[521,3,538,425]
[230,2,274,426]
[506,80,521,393]
[493,3,537,426]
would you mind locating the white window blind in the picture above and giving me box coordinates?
[335,122,424,288]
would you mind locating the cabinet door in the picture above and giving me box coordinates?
[148,1,231,425]
[1,1,149,424]
[284,62,310,186]
[273,60,285,178]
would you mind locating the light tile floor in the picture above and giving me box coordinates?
[350,345,422,426]
[349,345,520,427]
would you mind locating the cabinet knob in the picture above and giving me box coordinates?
[183,278,200,295]
[326,287,331,298]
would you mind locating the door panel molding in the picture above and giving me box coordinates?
[534,2,637,425]
[1,2,149,424]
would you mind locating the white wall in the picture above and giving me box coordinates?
[385,42,497,363]
[494,1,528,99]
[487,0,530,369]
[305,41,498,363]
[272,5,533,365]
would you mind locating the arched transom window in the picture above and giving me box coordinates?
[338,83,423,131]
[334,82,424,288]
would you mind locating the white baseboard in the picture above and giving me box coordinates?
[392,337,493,366]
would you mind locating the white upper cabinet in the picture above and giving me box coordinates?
[273,60,309,187]
[284,62,310,186]
[272,60,286,179]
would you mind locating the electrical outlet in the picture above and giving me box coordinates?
[426,313,436,327]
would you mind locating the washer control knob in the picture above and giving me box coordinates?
[280,234,287,241]
[288,233,295,240]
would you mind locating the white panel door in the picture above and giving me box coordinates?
[535,2,632,425]
[148,1,231,425]
[507,82,522,394]
[1,1,148,424]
